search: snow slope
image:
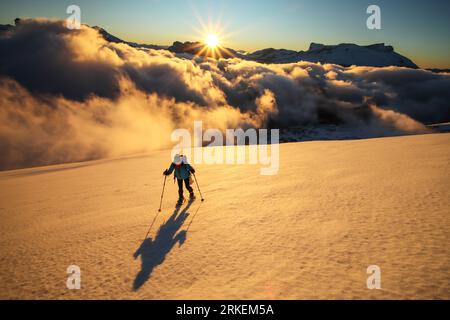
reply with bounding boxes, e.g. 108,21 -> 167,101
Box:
0,133 -> 449,299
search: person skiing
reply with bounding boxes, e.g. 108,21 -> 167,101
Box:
163,154 -> 196,206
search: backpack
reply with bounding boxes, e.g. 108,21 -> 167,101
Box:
172,163 -> 193,184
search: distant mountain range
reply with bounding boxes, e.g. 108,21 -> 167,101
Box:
243,43 -> 419,68
92,25 -> 419,68
92,26 -> 168,51
0,20 -> 428,69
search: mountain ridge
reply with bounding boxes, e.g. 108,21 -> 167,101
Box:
244,42 -> 418,68
90,24 -> 419,68
96,24 -> 419,68
0,19 -> 419,68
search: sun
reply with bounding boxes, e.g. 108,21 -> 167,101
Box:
188,9 -> 235,59
205,34 -> 219,48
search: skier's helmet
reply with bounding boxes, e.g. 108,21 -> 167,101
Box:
174,154 -> 182,165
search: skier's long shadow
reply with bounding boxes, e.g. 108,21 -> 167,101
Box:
132,201 -> 193,291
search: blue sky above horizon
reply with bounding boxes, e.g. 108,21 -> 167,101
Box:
0,0 -> 449,68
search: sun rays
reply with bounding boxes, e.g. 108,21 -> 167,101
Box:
193,27 -> 236,59
187,4 -> 236,59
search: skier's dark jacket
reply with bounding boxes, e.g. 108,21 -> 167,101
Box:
165,163 -> 195,180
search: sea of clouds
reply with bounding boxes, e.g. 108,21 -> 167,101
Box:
0,19 -> 449,170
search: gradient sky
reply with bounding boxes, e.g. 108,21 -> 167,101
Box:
0,0 -> 449,68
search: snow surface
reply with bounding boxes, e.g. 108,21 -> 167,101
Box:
0,133 -> 449,299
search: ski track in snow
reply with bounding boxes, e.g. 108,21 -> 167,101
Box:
0,133 -> 449,299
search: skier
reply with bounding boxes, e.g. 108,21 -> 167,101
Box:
163,154 -> 196,206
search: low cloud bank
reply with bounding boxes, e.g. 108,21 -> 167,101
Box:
0,19 -> 449,170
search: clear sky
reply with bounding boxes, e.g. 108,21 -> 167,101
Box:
1,0 -> 449,68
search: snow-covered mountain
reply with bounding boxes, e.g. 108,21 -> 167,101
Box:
245,43 -> 418,68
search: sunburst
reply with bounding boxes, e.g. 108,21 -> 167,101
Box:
205,34 -> 219,48
187,5 -> 236,59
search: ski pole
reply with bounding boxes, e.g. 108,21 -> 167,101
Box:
193,173 -> 205,202
158,175 -> 167,212
186,201 -> 204,233
145,211 -> 159,239
145,175 -> 167,239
